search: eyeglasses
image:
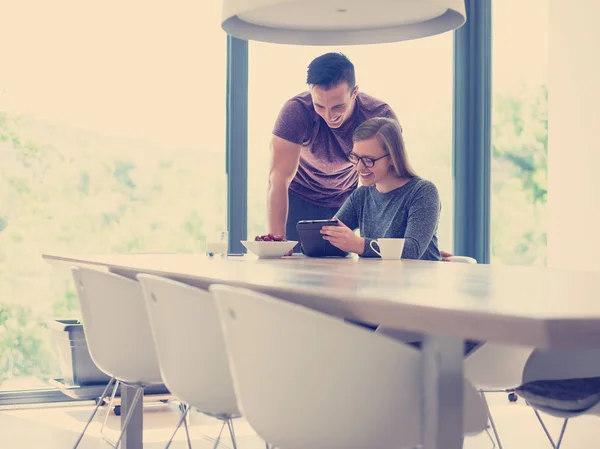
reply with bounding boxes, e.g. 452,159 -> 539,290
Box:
347,152 -> 389,168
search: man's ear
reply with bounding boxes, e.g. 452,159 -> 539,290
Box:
352,85 -> 359,97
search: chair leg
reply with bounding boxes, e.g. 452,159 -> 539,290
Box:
114,386 -> 144,449
165,404 -> 191,449
211,420 -> 227,449
100,379 -> 120,447
181,404 -> 193,449
227,419 -> 238,449
555,418 -> 569,449
72,377 -> 116,449
533,408 -> 562,449
480,391 -> 503,449
485,427 -> 497,449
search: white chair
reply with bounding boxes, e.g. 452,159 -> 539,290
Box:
464,342 -> 535,448
468,346 -> 600,449
70,267 -> 166,449
210,284 -> 490,449
137,274 -> 242,449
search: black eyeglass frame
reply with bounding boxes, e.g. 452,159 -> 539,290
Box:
347,152 -> 389,168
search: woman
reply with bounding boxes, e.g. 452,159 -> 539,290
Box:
321,117 -> 441,260
320,118 -> 482,352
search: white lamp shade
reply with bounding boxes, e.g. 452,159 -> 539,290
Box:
222,0 -> 466,45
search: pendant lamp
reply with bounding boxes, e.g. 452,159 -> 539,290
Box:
222,0 -> 466,45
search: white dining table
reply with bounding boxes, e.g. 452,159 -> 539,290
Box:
42,252 -> 600,449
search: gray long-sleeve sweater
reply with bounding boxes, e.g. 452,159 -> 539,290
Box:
335,177 -> 441,260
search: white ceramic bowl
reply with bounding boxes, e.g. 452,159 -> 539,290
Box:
241,240 -> 297,259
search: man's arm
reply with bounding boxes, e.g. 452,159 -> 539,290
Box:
267,135 -> 301,237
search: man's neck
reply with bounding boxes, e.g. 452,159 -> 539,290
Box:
337,95 -> 358,129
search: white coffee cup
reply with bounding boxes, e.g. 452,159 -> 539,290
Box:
369,238 -> 405,260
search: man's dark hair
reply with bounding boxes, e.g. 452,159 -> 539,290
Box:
306,53 -> 356,90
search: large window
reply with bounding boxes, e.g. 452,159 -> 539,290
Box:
247,36 -> 454,251
491,0 -> 549,265
0,0 -> 227,393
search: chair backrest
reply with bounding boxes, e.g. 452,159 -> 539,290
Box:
210,284 -> 488,449
465,342 -> 534,389
468,345 -> 600,392
71,267 -> 162,385
137,274 -> 239,417
523,348 -> 600,383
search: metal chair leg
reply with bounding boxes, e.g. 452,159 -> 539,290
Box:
485,427 -> 497,449
532,409 -> 572,449
72,377 -> 116,449
114,386 -> 144,449
555,418 -> 569,449
100,380 -> 120,447
479,391 -> 503,449
227,419 -> 238,449
211,420 -> 227,449
181,404 -> 193,449
165,404 -> 191,449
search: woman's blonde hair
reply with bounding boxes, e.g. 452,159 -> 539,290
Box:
352,117 -> 416,178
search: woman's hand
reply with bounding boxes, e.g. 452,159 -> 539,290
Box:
440,249 -> 454,261
320,218 -> 364,255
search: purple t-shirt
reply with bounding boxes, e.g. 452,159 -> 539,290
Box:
273,91 -> 398,208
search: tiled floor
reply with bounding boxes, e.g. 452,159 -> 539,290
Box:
0,393 -> 598,448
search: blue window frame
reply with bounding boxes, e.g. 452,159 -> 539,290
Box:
226,0 -> 492,262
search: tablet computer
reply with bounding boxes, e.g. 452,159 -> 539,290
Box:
296,220 -> 349,258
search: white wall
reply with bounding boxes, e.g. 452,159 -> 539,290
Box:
548,0 -> 600,271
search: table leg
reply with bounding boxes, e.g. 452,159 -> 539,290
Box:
421,336 -> 464,449
121,384 -> 144,449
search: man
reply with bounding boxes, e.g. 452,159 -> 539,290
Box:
266,52 -> 452,259
267,52 -> 397,248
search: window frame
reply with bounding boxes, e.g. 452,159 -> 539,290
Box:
453,0 -> 492,263
229,0 -> 492,263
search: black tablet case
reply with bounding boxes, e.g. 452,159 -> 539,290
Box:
296,220 -> 349,258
